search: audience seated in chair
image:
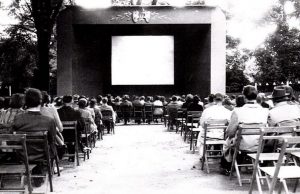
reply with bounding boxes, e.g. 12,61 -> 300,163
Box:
0,93 -> 25,134
198,93 -> 231,157
187,95 -> 203,112
221,85 -> 269,174
120,95 -> 133,125
268,86 -> 300,126
182,94 -> 193,109
100,97 -> 115,134
167,96 -> 181,130
58,95 -> 85,161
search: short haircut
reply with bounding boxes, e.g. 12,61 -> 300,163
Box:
193,95 -> 200,103
25,88 -> 42,108
42,91 -> 50,105
236,95 -> 245,107
90,98 -> 97,107
62,95 -> 73,103
242,85 -> 258,101
0,97 -> 5,109
171,95 -> 177,101
78,99 -> 87,108
96,95 -> 102,103
208,94 -> 215,103
102,97 -> 108,104
10,93 -> 24,109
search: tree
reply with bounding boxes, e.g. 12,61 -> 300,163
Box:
226,35 -> 250,93
253,0 -> 300,85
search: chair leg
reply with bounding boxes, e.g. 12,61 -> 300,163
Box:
281,179 -> 289,194
47,162 -> 53,192
293,179 -> 299,193
205,153 -> 210,173
55,156 -> 60,176
190,131 -> 193,151
234,161 -> 242,186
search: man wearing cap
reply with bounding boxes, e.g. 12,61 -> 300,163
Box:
197,93 -> 231,157
268,86 -> 300,126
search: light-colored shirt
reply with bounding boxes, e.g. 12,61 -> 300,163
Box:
226,103 -> 269,152
268,101 -> 300,126
200,104 -> 231,127
40,106 -> 63,132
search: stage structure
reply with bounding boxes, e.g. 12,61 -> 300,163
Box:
57,5 -> 226,97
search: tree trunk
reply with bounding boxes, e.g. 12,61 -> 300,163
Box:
34,29 -> 50,92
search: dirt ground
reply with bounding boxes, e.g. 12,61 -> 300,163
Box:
48,124 -> 252,194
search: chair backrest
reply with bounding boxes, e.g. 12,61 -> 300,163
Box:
144,105 -> 153,112
256,136 -> 300,194
62,121 -> 78,143
13,131 -> 53,165
186,111 -> 202,123
0,134 -> 32,193
101,109 -> 113,120
133,106 -> 144,112
203,119 -> 228,140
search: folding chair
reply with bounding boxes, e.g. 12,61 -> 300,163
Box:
176,108 -> 187,134
133,106 -> 143,124
101,109 -> 115,134
61,121 -> 82,166
14,131 -> 59,192
250,136 -> 300,194
81,119 -> 92,159
201,119 -> 228,173
248,126 -> 296,194
153,105 -> 164,123
183,111 -> 202,144
0,134 -> 35,194
144,105 -> 153,124
166,107 -> 179,131
229,123 -> 267,186
121,105 -> 132,125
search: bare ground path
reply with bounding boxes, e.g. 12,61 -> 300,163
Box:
52,124 -> 249,194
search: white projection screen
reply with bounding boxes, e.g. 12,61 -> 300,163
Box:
111,36 -> 174,85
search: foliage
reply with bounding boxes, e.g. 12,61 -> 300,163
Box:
226,35 -> 250,93
253,0 -> 300,85
0,32 -> 37,94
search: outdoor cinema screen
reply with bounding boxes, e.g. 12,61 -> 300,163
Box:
111,36 -> 174,85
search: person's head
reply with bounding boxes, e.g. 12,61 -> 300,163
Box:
134,96 -> 139,100
102,97 -> 108,104
96,95 -> 102,104
223,97 -> 233,106
208,94 -> 215,103
277,85 -> 294,100
41,91 -> 50,106
154,95 -> 160,101
114,96 -> 120,102
140,96 -> 145,101
0,97 -> 5,109
256,93 -> 266,104
25,88 -> 42,108
270,87 -> 289,103
9,93 -> 24,109
62,95 -> 73,104
171,95 -> 177,102
236,95 -> 245,107
192,95 -> 200,104
78,98 -> 87,109
89,98 -> 97,107
73,94 -> 79,103
123,95 -> 129,101
242,85 -> 258,101
146,96 -> 151,102
214,93 -> 224,103
186,94 -> 193,103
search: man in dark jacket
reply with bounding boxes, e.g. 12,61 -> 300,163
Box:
58,95 -> 85,159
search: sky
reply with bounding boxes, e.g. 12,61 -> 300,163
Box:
0,0 -> 298,50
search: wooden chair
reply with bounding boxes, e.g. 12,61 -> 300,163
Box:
201,119 -> 228,173
61,121 -> 82,166
115,105 -> 122,123
121,105 -> 132,125
133,106 -> 143,124
153,105 -> 164,123
0,134 -> 35,194
144,105 -> 153,124
250,136 -> 300,194
81,119 -> 92,159
166,107 -> 179,131
176,108 -> 187,134
14,131 -> 58,192
229,123 -> 267,186
183,111 -> 202,144
101,109 -> 115,134
249,126 -> 297,194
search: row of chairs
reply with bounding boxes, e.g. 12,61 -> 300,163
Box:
0,117 -> 115,194
199,121 -> 300,193
115,105 -> 165,124
0,131 -> 59,194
